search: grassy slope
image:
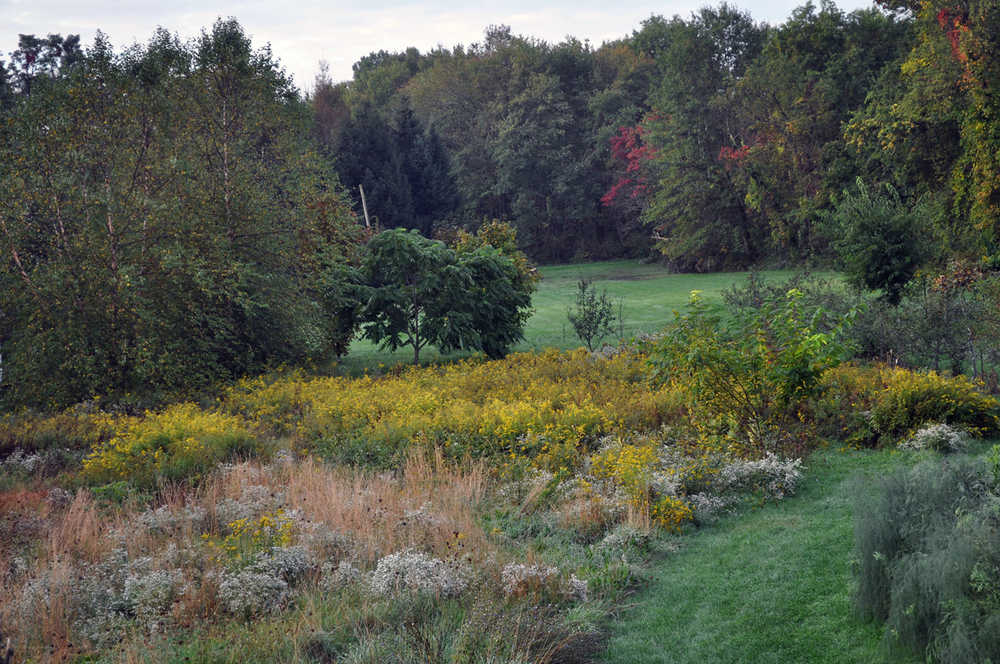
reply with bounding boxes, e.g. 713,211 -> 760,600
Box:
339,260 -> 829,371
602,448 -> 918,664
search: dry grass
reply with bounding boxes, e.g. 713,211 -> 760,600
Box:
282,449 -> 488,563
1,450 -> 496,662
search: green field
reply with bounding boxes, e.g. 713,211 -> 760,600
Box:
339,260 -> 832,372
601,447 -> 920,664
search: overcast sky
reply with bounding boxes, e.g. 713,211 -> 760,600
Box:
3,0 -> 876,91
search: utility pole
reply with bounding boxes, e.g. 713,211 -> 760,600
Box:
359,184 -> 371,229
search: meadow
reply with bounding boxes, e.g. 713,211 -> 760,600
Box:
339,260 -> 834,371
1,262 -> 996,664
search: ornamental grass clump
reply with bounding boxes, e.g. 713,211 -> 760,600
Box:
854,453 -> 1000,662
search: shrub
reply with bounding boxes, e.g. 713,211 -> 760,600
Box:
567,279 -> 620,351
848,273 -> 1000,376
370,550 -> 470,597
854,457 -> 1000,662
650,496 -> 694,532
899,423 -> 970,452
815,365 -> 1000,447
831,178 -> 932,305
869,370 -> 999,445
217,570 -> 290,619
648,289 -> 850,450
0,409 -> 121,455
82,404 -> 258,489
714,453 -> 804,499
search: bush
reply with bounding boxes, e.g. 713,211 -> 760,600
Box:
815,365 -> 1000,447
899,423 -> 970,452
648,289 -> 850,450
0,409 -> 120,455
370,550 -> 470,597
82,404 -> 259,489
848,271 -> 1000,376
869,370 -> 999,445
831,178 -> 932,305
567,279 -> 620,351
854,456 -> 1000,662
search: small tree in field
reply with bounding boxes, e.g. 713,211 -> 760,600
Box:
359,228 -> 533,363
567,279 -> 618,351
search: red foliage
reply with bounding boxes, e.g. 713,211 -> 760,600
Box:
603,123 -> 656,207
718,144 -> 751,169
937,7 -> 970,63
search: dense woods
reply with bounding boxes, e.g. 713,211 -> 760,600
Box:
312,0 -> 999,271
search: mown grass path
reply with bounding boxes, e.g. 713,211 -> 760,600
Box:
601,448 -> 916,664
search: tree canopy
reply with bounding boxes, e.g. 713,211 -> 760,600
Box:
0,21 -> 364,407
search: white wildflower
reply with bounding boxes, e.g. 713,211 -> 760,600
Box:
370,550 -> 469,597
501,562 -> 558,597
217,570 -> 289,617
900,423 -> 969,452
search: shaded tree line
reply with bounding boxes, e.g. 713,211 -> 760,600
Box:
316,0 -> 1000,280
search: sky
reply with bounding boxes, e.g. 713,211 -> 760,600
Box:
3,0 -> 876,91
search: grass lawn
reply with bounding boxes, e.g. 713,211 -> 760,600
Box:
337,259 -> 834,372
601,447 -> 919,664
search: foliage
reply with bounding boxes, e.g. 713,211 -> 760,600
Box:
814,364 -> 1000,446
848,0 -> 1000,256
830,178 -> 932,304
224,348 -> 676,468
567,279 -> 620,351
648,289 -> 850,450
728,3 -> 911,259
641,6 -> 768,271
82,403 -> 259,489
867,369 -> 999,444
848,268 -> 1000,376
359,228 -> 533,363
854,456 -> 1000,662
333,99 -> 459,235
451,221 -> 539,359
0,21 -> 364,408
0,409 -> 119,455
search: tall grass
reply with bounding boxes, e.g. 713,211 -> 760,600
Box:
853,451 -> 1000,662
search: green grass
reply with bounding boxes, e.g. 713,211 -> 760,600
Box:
337,260 -> 831,372
601,447 -> 919,664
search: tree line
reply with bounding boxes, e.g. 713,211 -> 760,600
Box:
0,22 -> 534,408
315,0 -> 999,274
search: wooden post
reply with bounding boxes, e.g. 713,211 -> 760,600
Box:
359,184 -> 371,229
